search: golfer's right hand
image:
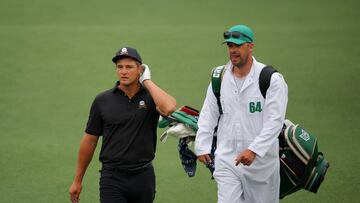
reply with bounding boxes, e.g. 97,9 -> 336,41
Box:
69,181 -> 82,203
139,64 -> 151,84
197,154 -> 212,165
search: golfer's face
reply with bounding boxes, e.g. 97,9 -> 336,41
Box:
115,58 -> 141,86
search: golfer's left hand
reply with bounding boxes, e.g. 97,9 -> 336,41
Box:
69,181 -> 82,203
235,149 -> 256,166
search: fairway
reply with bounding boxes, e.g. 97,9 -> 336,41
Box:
0,0 -> 359,202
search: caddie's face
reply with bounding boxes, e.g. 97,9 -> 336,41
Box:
227,42 -> 253,68
115,58 -> 141,86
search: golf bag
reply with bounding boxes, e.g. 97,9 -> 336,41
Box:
279,120 -> 329,198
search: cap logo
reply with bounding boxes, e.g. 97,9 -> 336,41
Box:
120,48 -> 128,55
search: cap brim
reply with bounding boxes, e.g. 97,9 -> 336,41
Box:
112,55 -> 141,64
222,38 -> 247,45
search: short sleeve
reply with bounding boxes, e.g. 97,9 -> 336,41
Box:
85,98 -> 103,136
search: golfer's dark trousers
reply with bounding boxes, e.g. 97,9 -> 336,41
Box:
99,162 -> 155,203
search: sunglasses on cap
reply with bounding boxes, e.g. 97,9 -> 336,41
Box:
223,31 -> 253,42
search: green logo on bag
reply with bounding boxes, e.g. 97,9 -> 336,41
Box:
299,129 -> 310,141
249,101 -> 262,113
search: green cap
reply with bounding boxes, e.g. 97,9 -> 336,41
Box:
223,24 -> 254,45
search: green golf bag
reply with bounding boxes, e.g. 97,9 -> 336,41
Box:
279,120 -> 330,198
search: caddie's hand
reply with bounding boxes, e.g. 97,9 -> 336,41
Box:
69,181 -> 82,203
139,64 -> 151,84
197,154 -> 212,165
235,149 -> 256,166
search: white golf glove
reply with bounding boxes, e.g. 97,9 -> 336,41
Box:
140,64 -> 151,84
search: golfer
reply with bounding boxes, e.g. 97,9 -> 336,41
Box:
69,46 -> 176,203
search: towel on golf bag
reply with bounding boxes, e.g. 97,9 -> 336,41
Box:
178,137 -> 197,177
158,106 -> 210,177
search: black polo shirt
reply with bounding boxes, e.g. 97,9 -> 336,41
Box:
85,81 -> 160,168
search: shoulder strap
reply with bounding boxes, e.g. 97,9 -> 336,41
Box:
211,65 -> 278,113
259,65 -> 278,98
211,66 -> 226,115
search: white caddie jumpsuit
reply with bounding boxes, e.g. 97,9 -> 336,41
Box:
195,57 -> 288,203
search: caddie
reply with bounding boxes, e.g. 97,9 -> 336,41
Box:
195,24 -> 288,203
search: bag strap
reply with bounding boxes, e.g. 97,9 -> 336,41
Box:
211,65 -> 278,114
259,65 -> 278,98
211,66 -> 226,115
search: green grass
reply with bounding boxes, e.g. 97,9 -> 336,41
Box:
0,0 -> 359,202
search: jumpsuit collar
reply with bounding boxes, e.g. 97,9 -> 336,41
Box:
226,57 -> 257,94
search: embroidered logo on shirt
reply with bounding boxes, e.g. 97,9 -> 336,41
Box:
138,100 -> 147,109
249,101 -> 262,113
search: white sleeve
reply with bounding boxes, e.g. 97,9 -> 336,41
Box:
248,73 -> 288,157
195,83 -> 221,156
